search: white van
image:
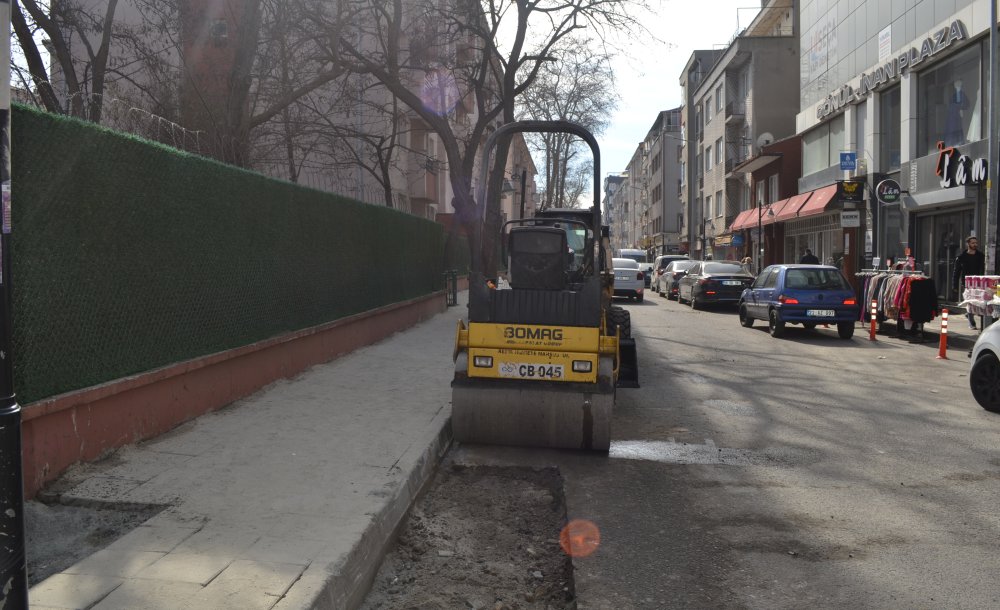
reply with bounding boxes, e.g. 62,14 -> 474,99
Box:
617,249 -> 652,287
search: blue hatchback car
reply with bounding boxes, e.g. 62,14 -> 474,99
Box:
738,264 -> 860,339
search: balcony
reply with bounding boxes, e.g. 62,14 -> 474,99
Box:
725,101 -> 745,125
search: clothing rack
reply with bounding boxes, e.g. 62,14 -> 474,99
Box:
855,268 -> 926,276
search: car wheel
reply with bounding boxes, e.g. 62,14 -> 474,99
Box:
606,305 -> 632,339
837,322 -> 854,339
971,352 -> 1000,413
803,323 -> 817,330
768,309 -> 785,338
638,293 -> 644,303
739,305 -> 754,328
677,290 -> 685,304
690,294 -> 699,310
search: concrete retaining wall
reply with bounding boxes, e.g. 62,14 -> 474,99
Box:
21,292 -> 448,499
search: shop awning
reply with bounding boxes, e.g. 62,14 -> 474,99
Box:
732,153 -> 782,174
728,209 -> 757,232
773,191 -> 814,222
795,184 -> 839,218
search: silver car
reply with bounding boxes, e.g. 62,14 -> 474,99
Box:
612,258 -> 645,302
970,321 -> 1000,413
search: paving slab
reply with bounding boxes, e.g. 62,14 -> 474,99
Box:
28,295 -> 463,609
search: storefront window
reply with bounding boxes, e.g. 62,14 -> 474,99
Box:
917,43 -> 983,157
879,86 -> 901,171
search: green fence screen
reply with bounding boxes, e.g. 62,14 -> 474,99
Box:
12,104 -> 449,404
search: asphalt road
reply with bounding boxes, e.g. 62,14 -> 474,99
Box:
453,295 -> 1000,609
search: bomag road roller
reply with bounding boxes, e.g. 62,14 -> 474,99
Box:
451,120 -> 638,451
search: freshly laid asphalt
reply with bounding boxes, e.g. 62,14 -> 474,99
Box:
27,292 -> 983,610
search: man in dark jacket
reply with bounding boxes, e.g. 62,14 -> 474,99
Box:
800,249 -> 819,264
954,235 -> 985,329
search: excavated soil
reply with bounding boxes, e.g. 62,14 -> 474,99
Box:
361,464 -> 577,610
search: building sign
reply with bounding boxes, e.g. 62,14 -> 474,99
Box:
876,179 -> 901,203
878,25 -> 892,62
841,211 -> 860,228
838,180 -> 865,203
840,152 -> 857,171
935,141 -> 988,188
817,20 -> 968,120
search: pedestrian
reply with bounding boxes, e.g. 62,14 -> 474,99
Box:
740,256 -> 753,274
800,249 -> 819,264
953,234 -> 985,329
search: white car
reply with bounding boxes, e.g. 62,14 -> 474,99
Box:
612,258 -> 645,302
970,322 -> 1000,413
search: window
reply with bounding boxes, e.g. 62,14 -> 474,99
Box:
715,138 -> 723,169
715,190 -> 723,216
768,174 -> 779,203
801,114 -> 845,176
705,97 -> 712,121
715,86 -> 723,112
705,195 -> 712,219
756,179 -> 765,205
917,42 -> 983,157
879,86 -> 901,171
705,145 -> 713,171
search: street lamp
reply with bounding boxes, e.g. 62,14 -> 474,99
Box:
757,203 -> 775,272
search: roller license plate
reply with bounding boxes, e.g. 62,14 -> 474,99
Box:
806,309 -> 835,317
498,362 -> 564,379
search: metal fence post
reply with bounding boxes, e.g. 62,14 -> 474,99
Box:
0,1 -> 28,606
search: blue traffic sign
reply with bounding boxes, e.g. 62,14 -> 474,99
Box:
840,152 -> 857,171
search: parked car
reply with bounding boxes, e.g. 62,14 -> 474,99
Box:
618,249 -> 653,287
657,259 -> 699,299
612,257 -> 645,302
969,322 -> 1000,413
651,254 -> 690,295
677,261 -> 754,309
738,264 -> 860,339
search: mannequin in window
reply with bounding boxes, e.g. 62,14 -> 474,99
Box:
944,79 -> 969,146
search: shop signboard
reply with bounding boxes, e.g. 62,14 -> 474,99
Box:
876,179 -> 901,203
838,180 -> 865,203
840,152 -> 857,171
840,211 -> 860,228
935,142 -> 988,188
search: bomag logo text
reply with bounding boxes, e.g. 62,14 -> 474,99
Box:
503,327 -> 563,341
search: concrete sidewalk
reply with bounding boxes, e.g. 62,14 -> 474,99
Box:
28,297 -> 464,610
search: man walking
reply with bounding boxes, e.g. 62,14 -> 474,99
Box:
954,235 -> 985,329
800,249 -> 819,264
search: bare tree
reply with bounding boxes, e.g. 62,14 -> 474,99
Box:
13,0 -> 122,121
519,36 -> 617,211
308,0 -> 648,277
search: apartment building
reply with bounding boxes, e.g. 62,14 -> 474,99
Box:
796,0 -> 992,302
642,108 -> 685,256
680,0 -> 799,261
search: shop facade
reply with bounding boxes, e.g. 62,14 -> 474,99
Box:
798,0 -> 994,302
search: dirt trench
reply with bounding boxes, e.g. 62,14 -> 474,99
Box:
361,464 -> 577,610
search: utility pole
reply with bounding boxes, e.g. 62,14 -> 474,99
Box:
986,0 -> 999,274
0,1 -> 28,608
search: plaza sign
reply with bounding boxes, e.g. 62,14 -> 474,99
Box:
817,20 -> 968,120
935,141 -> 988,188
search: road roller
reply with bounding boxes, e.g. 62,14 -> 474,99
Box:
451,120 -> 638,451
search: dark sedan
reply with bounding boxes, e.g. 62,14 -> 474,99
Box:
677,261 -> 754,309
738,264 -> 860,339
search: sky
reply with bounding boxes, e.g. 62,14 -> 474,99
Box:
600,1 -> 764,177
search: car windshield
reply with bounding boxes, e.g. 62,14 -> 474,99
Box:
613,258 -> 640,269
704,262 -> 745,274
785,268 -> 851,290
671,261 -> 698,271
